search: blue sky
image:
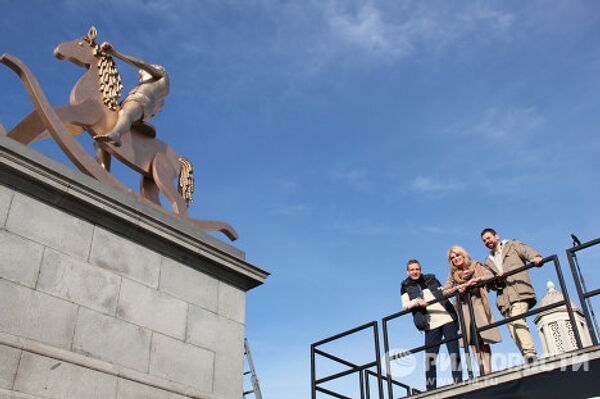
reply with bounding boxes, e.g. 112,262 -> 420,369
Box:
1,1 -> 600,397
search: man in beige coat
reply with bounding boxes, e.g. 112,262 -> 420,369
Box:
480,228 -> 543,363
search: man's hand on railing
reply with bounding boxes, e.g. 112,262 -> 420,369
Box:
532,255 -> 543,266
415,299 -> 428,307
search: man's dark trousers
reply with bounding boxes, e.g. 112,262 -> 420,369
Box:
424,322 -> 462,390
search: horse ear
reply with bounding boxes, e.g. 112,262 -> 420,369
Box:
88,26 -> 97,42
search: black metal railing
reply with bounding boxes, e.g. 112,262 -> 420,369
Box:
311,239 -> 599,398
364,370 -> 420,397
462,255 -> 583,372
382,255 -> 583,398
311,322 -> 386,399
382,285 -> 473,398
566,237 -> 600,345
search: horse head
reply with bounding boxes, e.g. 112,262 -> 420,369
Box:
54,26 -> 98,68
53,27 -> 122,111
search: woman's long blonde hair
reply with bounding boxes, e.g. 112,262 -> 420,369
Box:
447,245 -> 473,273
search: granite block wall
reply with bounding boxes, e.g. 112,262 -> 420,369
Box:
0,186 -> 248,399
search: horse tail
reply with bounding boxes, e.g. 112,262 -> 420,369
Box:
178,156 -> 194,206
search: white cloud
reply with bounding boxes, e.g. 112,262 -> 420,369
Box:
102,1 -> 517,71
48,0 -> 519,102
322,1 -> 515,61
274,179 -> 302,194
325,3 -> 411,58
421,225 -> 445,234
326,217 -> 389,236
331,168 -> 372,192
409,176 -> 465,194
466,107 -> 544,140
271,204 -> 311,217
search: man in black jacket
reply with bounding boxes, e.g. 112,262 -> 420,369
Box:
401,259 -> 462,390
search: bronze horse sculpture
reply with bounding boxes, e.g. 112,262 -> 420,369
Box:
1,27 -> 237,240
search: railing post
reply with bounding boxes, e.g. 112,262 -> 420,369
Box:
311,344 -> 317,399
552,255 -> 584,349
466,290 -> 484,375
372,322 -> 385,399
566,249 -> 599,345
359,367 -> 365,399
364,369 -> 371,399
382,320 -> 394,399
456,295 -> 474,379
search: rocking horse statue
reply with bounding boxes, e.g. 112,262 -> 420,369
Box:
0,27 -> 238,241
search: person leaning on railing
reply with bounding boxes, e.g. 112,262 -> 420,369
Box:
480,228 -> 542,363
445,245 -> 502,375
401,259 -> 463,391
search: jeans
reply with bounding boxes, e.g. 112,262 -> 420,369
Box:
424,321 -> 462,391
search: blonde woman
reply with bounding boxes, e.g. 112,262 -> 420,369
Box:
447,245 -> 501,375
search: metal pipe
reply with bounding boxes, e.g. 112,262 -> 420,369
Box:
312,321 -> 377,347
364,369 -> 370,399
584,288 -> 600,298
456,294 -> 474,379
381,319 -> 394,399
373,322 -> 385,399
568,237 -> 600,252
466,290 -> 484,375
314,348 -> 361,369
567,248 -> 599,344
315,386 -> 353,399
475,300 -> 573,333
359,367 -> 365,399
311,344 -> 316,399
315,362 -> 377,385
389,334 -> 466,358
552,255 -> 583,349
365,369 -> 413,391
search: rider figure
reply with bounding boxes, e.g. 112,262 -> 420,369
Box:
94,42 -> 169,147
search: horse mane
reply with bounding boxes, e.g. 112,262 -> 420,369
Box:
178,156 -> 194,206
93,44 -> 123,111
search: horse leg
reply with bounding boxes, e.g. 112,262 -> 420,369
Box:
140,175 -> 161,206
151,153 -> 189,216
8,105 -> 87,144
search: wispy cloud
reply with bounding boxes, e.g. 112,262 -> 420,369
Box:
271,204 -> 311,217
464,107 -> 544,140
274,179 -> 302,194
42,0 -> 520,105
322,1 -> 515,61
325,3 -> 411,58
84,1 -> 517,77
421,225 -> 445,234
331,168 -> 372,192
409,176 -> 466,195
326,217 -> 389,236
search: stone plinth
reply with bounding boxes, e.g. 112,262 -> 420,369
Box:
0,136 -> 269,399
